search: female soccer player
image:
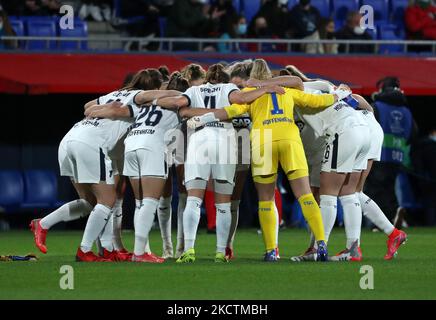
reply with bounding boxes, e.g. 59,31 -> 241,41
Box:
31,69 -> 177,262
184,59 -> 346,261
156,63 -> 290,263
89,73 -> 190,263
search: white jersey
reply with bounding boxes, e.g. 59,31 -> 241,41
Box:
296,82 -> 367,137
183,82 -> 239,131
124,105 -> 180,153
64,89 -> 141,156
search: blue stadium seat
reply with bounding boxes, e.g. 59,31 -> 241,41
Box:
333,0 -> 359,21
391,0 -> 408,30
310,0 -> 332,17
360,0 -> 389,22
58,19 -> 88,50
21,170 -> 61,209
241,0 -> 261,23
26,20 -> 57,50
287,0 -> 298,10
0,170 -> 24,212
9,19 -> 25,36
379,28 -> 404,53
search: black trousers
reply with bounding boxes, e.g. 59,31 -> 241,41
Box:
364,162 -> 401,221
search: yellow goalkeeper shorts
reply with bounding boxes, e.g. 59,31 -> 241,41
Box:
251,139 -> 309,184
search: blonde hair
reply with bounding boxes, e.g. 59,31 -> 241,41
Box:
181,63 -> 206,85
250,59 -> 272,81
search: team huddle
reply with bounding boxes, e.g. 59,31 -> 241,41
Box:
30,59 -> 407,263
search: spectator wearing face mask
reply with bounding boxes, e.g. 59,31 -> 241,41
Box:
405,0 -> 436,40
287,0 -> 322,53
336,11 -> 373,53
249,0 -> 288,38
218,15 -> 248,53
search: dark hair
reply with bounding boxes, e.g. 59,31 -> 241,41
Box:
181,64 -> 206,85
206,63 -> 230,84
159,65 -> 170,82
122,72 -> 135,87
376,76 -> 401,91
122,68 -> 163,91
167,72 -> 190,92
230,61 -> 253,80
285,65 -> 313,82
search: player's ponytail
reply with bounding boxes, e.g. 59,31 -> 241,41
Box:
167,72 -> 189,92
250,59 -> 272,81
158,65 -> 171,82
285,65 -> 313,82
181,63 -> 206,86
122,68 -> 163,91
205,63 -> 230,84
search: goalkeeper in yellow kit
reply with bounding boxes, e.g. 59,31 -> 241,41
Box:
184,59 -> 345,261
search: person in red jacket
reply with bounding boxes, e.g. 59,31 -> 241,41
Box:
405,0 -> 436,40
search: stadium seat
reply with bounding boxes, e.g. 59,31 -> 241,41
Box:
332,0 -> 359,21
287,0 -> 298,10
21,170 -> 62,209
26,20 -> 57,50
391,0 -> 408,31
360,0 -> 389,22
241,0 -> 261,23
379,28 -> 404,53
310,0 -> 332,17
58,19 -> 88,51
9,19 -> 25,37
0,170 -> 24,212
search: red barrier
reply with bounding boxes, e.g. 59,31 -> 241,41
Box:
1,53 -> 436,95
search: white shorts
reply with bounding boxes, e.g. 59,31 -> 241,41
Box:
123,148 -> 168,179
184,130 -> 236,184
366,119 -> 384,162
321,125 -> 371,173
59,140 -> 114,184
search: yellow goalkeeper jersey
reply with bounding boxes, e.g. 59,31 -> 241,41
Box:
224,87 -> 335,146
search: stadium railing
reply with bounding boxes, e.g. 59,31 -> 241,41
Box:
1,36 -> 436,54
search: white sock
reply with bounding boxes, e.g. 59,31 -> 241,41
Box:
215,202 -> 231,254
80,204 -> 112,253
183,196 -> 202,251
158,196 -> 173,249
40,199 -> 92,230
99,212 -> 114,251
133,199 -> 151,253
319,195 -> 338,243
133,197 -> 159,256
358,192 -> 395,235
340,194 -> 362,249
112,199 -> 124,251
227,200 -> 240,248
176,193 -> 187,252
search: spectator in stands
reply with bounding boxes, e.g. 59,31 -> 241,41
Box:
0,5 -> 17,50
23,0 -> 47,16
287,0 -> 322,53
411,125 -> 436,225
166,0 -> 224,50
153,0 -> 175,17
218,15 -> 248,52
41,0 -> 61,15
208,0 -> 238,36
336,11 -> 373,53
119,0 -> 160,50
250,0 -> 288,37
405,0 -> 436,40
318,18 -> 338,54
365,77 -> 418,222
79,0 -> 112,22
0,0 -> 23,16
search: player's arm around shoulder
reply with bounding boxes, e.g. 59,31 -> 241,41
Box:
134,90 -> 181,106
84,101 -> 132,119
288,88 -> 337,109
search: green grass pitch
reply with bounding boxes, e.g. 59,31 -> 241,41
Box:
0,227 -> 435,300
